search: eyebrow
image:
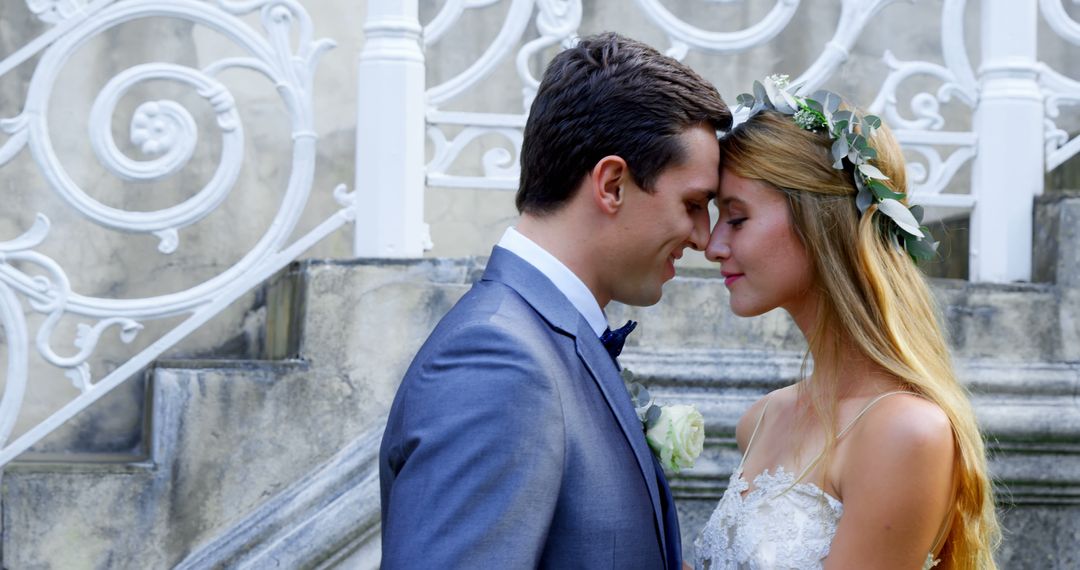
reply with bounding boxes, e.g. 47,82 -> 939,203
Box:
718,196 -> 745,207
693,189 -> 717,202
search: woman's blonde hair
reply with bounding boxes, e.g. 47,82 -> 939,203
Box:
719,110 -> 1000,568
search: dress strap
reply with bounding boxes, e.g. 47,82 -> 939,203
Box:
927,508 -> 952,562
738,397 -> 771,469
836,391 -> 920,439
791,390 -> 921,484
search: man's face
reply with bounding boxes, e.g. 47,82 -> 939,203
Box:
607,124 -> 719,306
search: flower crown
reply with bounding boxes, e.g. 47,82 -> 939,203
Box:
732,74 -> 939,262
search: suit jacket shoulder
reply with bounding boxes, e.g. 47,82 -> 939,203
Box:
379,247 -> 668,569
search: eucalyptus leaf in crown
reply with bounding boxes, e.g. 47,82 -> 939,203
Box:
732,74 -> 940,263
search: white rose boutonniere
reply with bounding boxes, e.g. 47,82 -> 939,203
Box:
646,404 -> 705,472
621,369 -> 705,472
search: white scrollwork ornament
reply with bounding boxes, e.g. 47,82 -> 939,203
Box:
428,0 -> 537,108
868,51 -> 973,131
26,0 -> 88,25
1044,114 -> 1080,172
1040,0 -> 1080,47
129,100 -> 197,158
865,3 -> 976,127
632,0 -> 799,56
858,0 -> 979,207
0,281 -> 29,450
792,0 -> 908,94
1039,1 -> 1080,171
902,144 -> 976,202
0,0 -> 339,465
0,114 -> 30,169
0,217 -> 50,449
0,218 -> 145,392
427,124 -> 524,189
426,0 -> 917,188
516,0 -> 582,110
0,0 -> 335,319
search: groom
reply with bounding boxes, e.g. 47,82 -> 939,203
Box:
379,32 -> 730,568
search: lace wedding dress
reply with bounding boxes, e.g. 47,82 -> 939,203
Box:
693,393 -> 940,570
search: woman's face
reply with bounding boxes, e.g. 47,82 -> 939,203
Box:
705,169 -> 815,319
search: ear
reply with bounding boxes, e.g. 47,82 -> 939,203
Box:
589,155 -> 629,214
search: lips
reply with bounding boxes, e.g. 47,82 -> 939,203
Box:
722,272 -> 743,287
663,250 -> 684,280
664,256 -> 677,279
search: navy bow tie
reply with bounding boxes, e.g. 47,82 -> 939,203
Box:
600,320 -> 638,360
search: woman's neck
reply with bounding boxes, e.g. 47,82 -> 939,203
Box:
809,344 -> 899,399
786,295 -> 901,399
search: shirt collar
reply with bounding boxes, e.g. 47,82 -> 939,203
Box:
497,227 -> 609,337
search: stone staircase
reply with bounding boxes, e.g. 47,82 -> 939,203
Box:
4,200 -> 1080,568
4,360 -> 383,569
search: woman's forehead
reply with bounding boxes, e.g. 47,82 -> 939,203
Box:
718,172 -> 781,205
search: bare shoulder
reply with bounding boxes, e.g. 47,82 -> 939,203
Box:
735,385 -> 797,450
840,393 -> 955,490
827,393 -> 957,567
852,393 -> 954,457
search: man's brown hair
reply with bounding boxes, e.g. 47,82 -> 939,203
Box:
516,32 -> 731,215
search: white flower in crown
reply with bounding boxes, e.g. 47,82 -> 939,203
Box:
762,73 -> 801,114
732,74 -> 942,263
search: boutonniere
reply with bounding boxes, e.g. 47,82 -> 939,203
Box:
621,368 -> 705,472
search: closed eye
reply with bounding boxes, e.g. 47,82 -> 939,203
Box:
727,217 -> 747,228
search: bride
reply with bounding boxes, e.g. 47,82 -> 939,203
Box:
693,77 -> 1000,569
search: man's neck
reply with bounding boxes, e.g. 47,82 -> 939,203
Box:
516,215 -> 609,308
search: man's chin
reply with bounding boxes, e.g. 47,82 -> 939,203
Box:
615,285 -> 664,307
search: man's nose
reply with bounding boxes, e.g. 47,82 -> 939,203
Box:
687,211 -> 711,251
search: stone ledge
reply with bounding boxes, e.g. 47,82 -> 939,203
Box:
618,348 -> 1080,507
175,421 -> 384,569
290,257 -> 1080,365
2,360 -> 388,569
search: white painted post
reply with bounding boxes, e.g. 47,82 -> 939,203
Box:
969,0 -> 1042,282
355,0 -> 430,257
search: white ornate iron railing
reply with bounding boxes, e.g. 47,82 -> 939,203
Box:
4,0 -> 1080,468
359,0 -> 1080,285
0,0 -> 357,466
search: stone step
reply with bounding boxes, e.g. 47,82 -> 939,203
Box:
294,259 -> 1080,373
8,258 -> 1079,568
623,348 -> 1080,507
3,360 -> 384,569
609,273 -> 1080,362
9,348 -> 1077,568
23,254 -> 1072,463
619,347 -> 1080,567
290,258 -> 1080,567
621,348 -> 1080,443
174,420 -> 383,570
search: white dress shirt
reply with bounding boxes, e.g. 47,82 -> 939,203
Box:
497,227 -> 609,337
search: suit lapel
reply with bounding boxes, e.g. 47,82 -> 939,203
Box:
575,326 -> 668,567
481,247 -> 669,566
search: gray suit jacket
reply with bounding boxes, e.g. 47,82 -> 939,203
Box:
379,246 -> 677,569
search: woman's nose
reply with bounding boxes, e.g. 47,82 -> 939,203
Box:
705,225 -> 730,262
